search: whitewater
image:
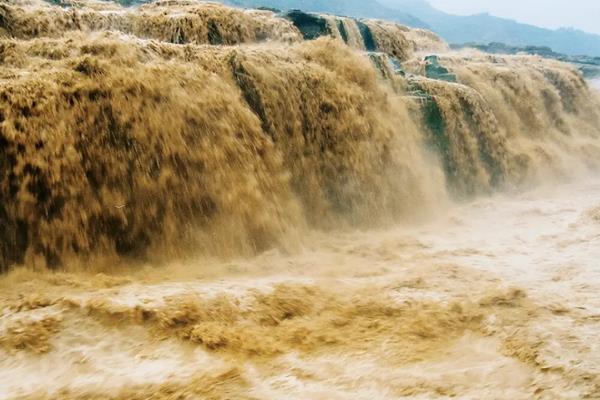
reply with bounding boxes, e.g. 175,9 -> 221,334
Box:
1,0 -> 600,399
2,176 -> 600,399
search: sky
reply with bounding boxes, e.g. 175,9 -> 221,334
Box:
428,0 -> 600,35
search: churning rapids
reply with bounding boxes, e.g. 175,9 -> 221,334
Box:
5,174 -> 600,400
1,0 -> 600,399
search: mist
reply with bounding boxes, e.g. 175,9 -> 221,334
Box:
428,0 -> 600,35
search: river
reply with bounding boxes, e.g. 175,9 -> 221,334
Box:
1,1 -> 600,398
2,176 -> 600,399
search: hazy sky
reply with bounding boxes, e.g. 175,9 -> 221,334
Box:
428,0 -> 600,35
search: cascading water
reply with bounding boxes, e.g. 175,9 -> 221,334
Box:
1,1 -> 600,398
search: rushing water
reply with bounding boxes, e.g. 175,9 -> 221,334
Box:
2,1 -> 600,399
2,176 -> 600,399
2,1 -> 600,273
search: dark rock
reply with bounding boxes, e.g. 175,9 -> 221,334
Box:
356,20 -> 377,51
368,52 -> 405,79
256,6 -> 281,13
336,19 -> 348,44
388,56 -> 405,75
284,10 -> 331,40
424,55 -> 456,82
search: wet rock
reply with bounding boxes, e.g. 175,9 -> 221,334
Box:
284,10 -> 331,40
356,20 -> 377,51
368,52 -> 405,79
388,55 -> 405,75
336,19 -> 348,44
424,55 -> 457,82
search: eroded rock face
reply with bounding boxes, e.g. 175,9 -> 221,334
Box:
424,55 -> 457,82
283,10 -> 446,61
284,10 -> 330,40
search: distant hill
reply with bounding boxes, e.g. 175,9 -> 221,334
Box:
221,0 -> 429,29
378,0 -> 600,57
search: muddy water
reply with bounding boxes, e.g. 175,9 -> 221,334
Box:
2,1 -> 600,398
2,176 -> 599,399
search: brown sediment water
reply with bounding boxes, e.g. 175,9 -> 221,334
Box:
403,52 -> 600,190
1,1 -> 600,398
0,32 -> 445,269
2,177 -> 600,399
0,0 -> 302,44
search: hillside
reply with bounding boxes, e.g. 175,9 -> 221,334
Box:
379,0 -> 600,56
221,0 -> 429,28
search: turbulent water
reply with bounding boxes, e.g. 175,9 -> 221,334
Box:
2,177 -> 600,399
1,0 -> 600,398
